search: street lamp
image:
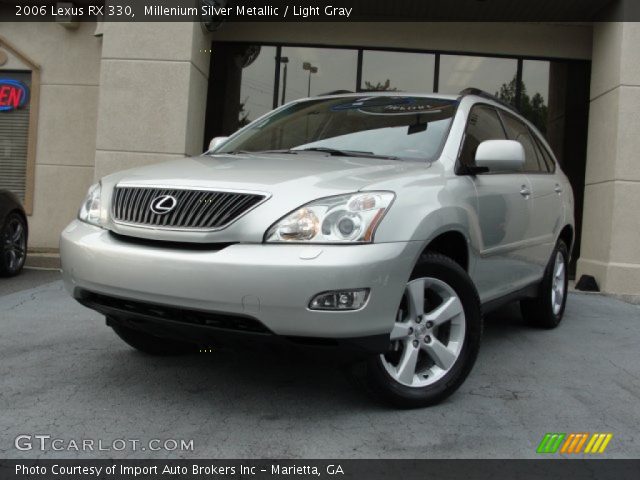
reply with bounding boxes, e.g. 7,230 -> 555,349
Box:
280,56 -> 289,105
302,61 -> 318,97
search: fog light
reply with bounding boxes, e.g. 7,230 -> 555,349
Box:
309,289 -> 370,311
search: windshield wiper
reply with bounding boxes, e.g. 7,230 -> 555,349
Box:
222,149 -> 296,155
292,147 -> 398,160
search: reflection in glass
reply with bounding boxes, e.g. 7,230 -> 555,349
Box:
361,50 -> 435,92
239,45 -> 277,125
439,55 -> 517,98
520,60 -> 550,134
218,96 -> 458,162
279,47 -> 357,104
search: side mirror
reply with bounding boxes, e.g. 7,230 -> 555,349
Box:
208,136 -> 229,151
475,140 -> 525,172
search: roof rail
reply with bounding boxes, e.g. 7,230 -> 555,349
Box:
458,87 -> 520,114
319,90 -> 354,96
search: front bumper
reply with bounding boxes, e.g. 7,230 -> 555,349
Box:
60,220 -> 422,342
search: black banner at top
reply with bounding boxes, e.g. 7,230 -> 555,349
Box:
2,0 -> 640,23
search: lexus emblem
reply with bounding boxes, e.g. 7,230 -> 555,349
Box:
149,195 -> 178,215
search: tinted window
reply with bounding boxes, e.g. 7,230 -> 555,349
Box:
361,50 -> 435,93
500,112 -> 543,173
279,47 -> 357,103
459,105 -> 506,167
532,134 -> 555,173
440,55 -> 518,106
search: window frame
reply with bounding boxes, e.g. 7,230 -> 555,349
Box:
498,109 -> 556,175
455,102 -> 517,176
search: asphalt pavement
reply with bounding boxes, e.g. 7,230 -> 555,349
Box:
1,269 -> 639,459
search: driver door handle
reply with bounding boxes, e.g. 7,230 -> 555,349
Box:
520,186 -> 531,197
554,184 -> 563,194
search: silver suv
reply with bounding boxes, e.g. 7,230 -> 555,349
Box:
60,91 -> 574,407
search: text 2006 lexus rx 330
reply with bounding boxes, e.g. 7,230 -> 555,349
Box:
61,91 -> 574,407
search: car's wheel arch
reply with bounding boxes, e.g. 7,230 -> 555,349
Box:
557,224 -> 574,259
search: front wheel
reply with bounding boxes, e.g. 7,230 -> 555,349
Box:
366,253 -> 483,408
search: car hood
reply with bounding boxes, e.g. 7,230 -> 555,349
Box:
103,152 -> 430,195
101,153 -> 433,243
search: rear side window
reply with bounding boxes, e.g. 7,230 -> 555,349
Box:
459,105 -> 506,167
532,134 -> 556,173
499,112 -> 544,173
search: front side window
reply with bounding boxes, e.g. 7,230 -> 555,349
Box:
500,112 -> 544,173
459,104 -> 506,168
216,96 -> 458,162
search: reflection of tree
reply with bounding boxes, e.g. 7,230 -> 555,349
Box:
496,77 -> 548,134
363,79 -> 398,91
238,98 -> 250,127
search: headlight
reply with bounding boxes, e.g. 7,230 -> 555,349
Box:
78,183 -> 102,226
265,192 -> 395,243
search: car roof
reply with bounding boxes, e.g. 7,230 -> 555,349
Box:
311,91 -> 461,101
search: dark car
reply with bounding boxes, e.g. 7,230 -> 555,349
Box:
0,190 -> 28,277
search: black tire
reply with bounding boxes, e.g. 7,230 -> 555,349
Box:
366,253 -> 483,408
111,321 -> 196,356
520,241 -> 569,329
0,212 -> 27,277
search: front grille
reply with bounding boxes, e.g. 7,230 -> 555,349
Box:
111,186 -> 267,230
77,290 -> 272,334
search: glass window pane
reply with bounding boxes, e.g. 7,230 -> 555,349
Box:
439,55 -> 518,103
278,47 -> 357,104
501,112 -> 543,173
239,45 -> 277,124
460,105 -> 506,167
521,60 -> 550,135
532,134 -> 556,173
219,96 -> 458,162
361,50 -> 435,92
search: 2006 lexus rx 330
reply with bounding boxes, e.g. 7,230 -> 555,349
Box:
61,90 -> 574,407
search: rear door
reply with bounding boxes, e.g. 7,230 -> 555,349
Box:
499,111 -> 562,273
459,104 -> 536,303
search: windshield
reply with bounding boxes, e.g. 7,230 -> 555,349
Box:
215,96 -> 458,161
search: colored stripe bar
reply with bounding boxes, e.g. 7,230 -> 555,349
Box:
598,434 -> 613,453
537,433 -> 566,453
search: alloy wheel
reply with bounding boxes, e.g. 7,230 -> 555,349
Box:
3,217 -> 26,273
551,251 -> 566,315
380,277 -> 466,388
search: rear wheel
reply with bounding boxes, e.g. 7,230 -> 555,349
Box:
0,212 -> 27,277
366,253 -> 482,408
111,321 -> 196,356
520,241 -> 569,329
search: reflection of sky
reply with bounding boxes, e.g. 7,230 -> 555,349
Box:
239,46 -> 277,121
440,55 -> 518,96
362,50 -> 435,92
239,47 -> 551,123
523,60 -> 550,101
280,47 -> 358,101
